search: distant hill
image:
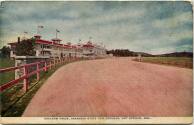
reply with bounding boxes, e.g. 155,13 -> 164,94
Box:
107,49 -> 193,57
155,52 -> 193,57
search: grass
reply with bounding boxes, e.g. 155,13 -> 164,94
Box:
0,58 -> 15,85
1,59 -> 79,117
135,57 -> 193,69
1,68 -> 56,116
0,58 -> 15,68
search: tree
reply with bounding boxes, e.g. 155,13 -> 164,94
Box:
107,49 -> 134,57
0,46 -> 11,58
15,38 -> 36,56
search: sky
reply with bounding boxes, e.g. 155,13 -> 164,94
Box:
0,1 -> 193,54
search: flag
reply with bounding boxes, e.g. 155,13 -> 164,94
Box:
56,29 -> 60,32
38,25 -> 44,28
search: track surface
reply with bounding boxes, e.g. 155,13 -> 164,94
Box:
23,57 -> 192,117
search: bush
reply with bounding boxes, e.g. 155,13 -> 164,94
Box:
0,46 -> 11,58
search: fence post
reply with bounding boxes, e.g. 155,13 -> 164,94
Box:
53,59 -> 55,67
49,61 -> 52,69
23,65 -> 28,92
36,63 -> 40,81
44,61 -> 47,72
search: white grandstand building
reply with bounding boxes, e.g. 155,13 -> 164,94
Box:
9,34 -> 107,59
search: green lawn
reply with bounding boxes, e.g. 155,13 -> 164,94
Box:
0,58 -> 15,68
0,58 -> 15,85
140,57 -> 193,69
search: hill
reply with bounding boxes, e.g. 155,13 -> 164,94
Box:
155,52 -> 193,57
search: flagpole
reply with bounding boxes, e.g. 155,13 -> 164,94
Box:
37,26 -> 39,34
37,26 -> 43,35
56,30 -> 57,39
56,29 -> 60,39
23,31 -> 28,40
89,36 -> 92,42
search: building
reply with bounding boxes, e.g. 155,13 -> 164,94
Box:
9,35 -> 107,59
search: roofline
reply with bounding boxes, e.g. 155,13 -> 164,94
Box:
8,39 -> 105,49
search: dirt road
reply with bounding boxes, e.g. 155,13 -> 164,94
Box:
23,57 -> 192,117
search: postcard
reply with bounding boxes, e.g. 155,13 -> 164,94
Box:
0,1 -> 193,124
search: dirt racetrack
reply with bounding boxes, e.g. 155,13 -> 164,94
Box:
23,57 -> 193,117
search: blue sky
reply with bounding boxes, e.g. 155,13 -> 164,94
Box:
0,1 -> 193,54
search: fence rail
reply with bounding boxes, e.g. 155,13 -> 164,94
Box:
0,57 -> 79,93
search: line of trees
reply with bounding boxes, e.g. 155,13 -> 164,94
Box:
107,49 -> 193,57
106,49 -> 154,57
107,49 -> 136,57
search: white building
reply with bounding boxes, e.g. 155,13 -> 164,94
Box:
82,41 -> 107,58
9,35 -> 107,59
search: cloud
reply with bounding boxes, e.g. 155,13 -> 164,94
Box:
152,11 -> 192,29
0,1 -> 193,54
